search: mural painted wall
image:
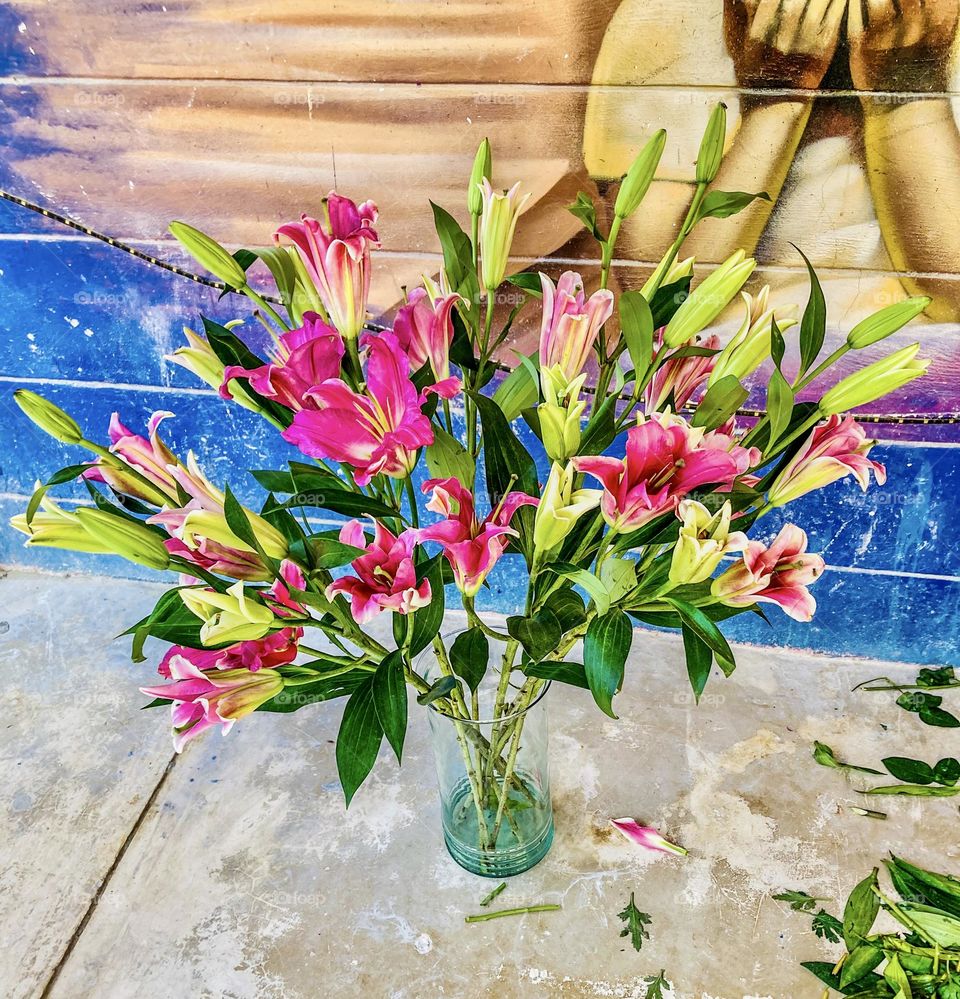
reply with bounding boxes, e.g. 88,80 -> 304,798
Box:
0,0 -> 958,663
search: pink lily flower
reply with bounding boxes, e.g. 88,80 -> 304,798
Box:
275,193 -> 379,341
148,454 -> 287,582
221,312 -> 343,412
611,818 -> 688,856
326,520 -> 431,624
644,330 -> 720,414
82,411 -> 179,506
141,658 -> 283,752
393,284 -> 462,399
711,524 -> 826,622
701,418 -> 763,490
572,412 -> 742,533
417,477 -> 539,596
538,271 -> 615,386
282,331 -> 434,486
768,414 -> 887,507
158,629 -> 301,677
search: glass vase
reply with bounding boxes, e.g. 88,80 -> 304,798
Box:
421,649 -> 554,878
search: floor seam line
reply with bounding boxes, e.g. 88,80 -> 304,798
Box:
36,752 -> 179,999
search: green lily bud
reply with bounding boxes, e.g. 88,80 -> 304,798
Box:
533,462 -> 602,553
467,138 -> 492,217
819,344 -> 929,415
181,582 -> 276,646
614,129 -> 666,220
169,221 -> 248,289
73,507 -> 171,571
846,297 -> 930,350
696,103 -> 727,184
167,328 -> 260,413
14,389 -> 84,444
640,254 -> 695,300
538,366 -> 585,462
663,250 -> 756,348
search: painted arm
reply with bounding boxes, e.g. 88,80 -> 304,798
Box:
851,0 -> 960,320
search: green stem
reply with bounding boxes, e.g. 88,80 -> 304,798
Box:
404,475 -> 420,528
479,882 -> 507,907
242,285 -> 290,332
793,344 -> 850,392
464,904 -> 561,924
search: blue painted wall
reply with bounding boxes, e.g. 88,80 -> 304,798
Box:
1,193 -> 958,666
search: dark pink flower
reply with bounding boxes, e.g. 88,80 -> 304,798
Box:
275,194 -> 379,341
572,413 -> 742,533
711,524 -> 826,622
221,312 -> 343,412
644,330 -> 720,414
326,520 -> 431,624
142,656 -> 283,752
393,284 -> 462,399
417,477 -> 538,596
281,331 -> 434,486
768,414 -> 887,507
82,411 -> 179,505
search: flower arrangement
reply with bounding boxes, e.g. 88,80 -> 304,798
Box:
11,105 -> 929,875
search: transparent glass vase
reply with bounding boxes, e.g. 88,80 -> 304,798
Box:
420,648 -> 554,878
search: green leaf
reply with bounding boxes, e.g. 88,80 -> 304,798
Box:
772,890 -> 830,913
916,666 -> 957,688
840,944 -> 885,989
887,856 -> 960,919
425,425 -> 475,486
641,972 -> 670,999
505,272 -> 543,295
430,201 -> 474,292
691,374 -> 749,432
259,670 -> 368,712
813,909 -> 844,944
919,705 -> 960,728
793,245 -> 827,377
548,563 -> 611,616
406,555 -> 445,656
265,486 -> 401,523
524,660 -> 589,690
567,191 -> 603,241
254,246 -> 298,320
300,536 -> 365,570
335,675 -> 384,806
883,955 -> 913,999
542,588 -> 587,634
813,741 -> 884,776
843,868 -> 880,950
471,391 -> 538,559
372,650 -> 408,765
616,892 -> 651,952
577,393 -> 619,456
493,353 -> 540,422
223,483 -> 274,569
23,463 -> 92,526
801,961 -> 884,996
934,758 -> 960,786
619,291 -> 654,382
416,675 -> 459,706
450,628 -> 489,693
583,610 -> 632,718
695,189 -> 770,221
201,317 -> 292,427
881,756 -> 937,785
665,597 -> 736,676
681,623 -> 712,702
766,315 -> 794,448
649,275 -> 692,330
898,906 -> 960,949
507,609 -> 562,663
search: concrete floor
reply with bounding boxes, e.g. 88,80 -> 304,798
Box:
2,568 -> 957,999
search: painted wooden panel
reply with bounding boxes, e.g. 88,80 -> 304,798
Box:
5,80 -> 960,325
5,1 -> 960,92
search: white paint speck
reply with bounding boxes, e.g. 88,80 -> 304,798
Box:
63,316 -> 80,328
84,328 -> 94,337
17,21 -> 26,33
413,932 -> 432,954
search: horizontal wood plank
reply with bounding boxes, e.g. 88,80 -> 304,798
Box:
5,0 -> 960,92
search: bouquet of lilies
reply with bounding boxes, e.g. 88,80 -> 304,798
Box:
11,105 -> 928,839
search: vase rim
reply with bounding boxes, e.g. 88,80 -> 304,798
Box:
415,635 -> 552,726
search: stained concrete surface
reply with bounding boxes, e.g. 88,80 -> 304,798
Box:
1,568 -> 957,999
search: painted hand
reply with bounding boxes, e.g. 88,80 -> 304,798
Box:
848,0 -> 959,92
724,0 -> 848,89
